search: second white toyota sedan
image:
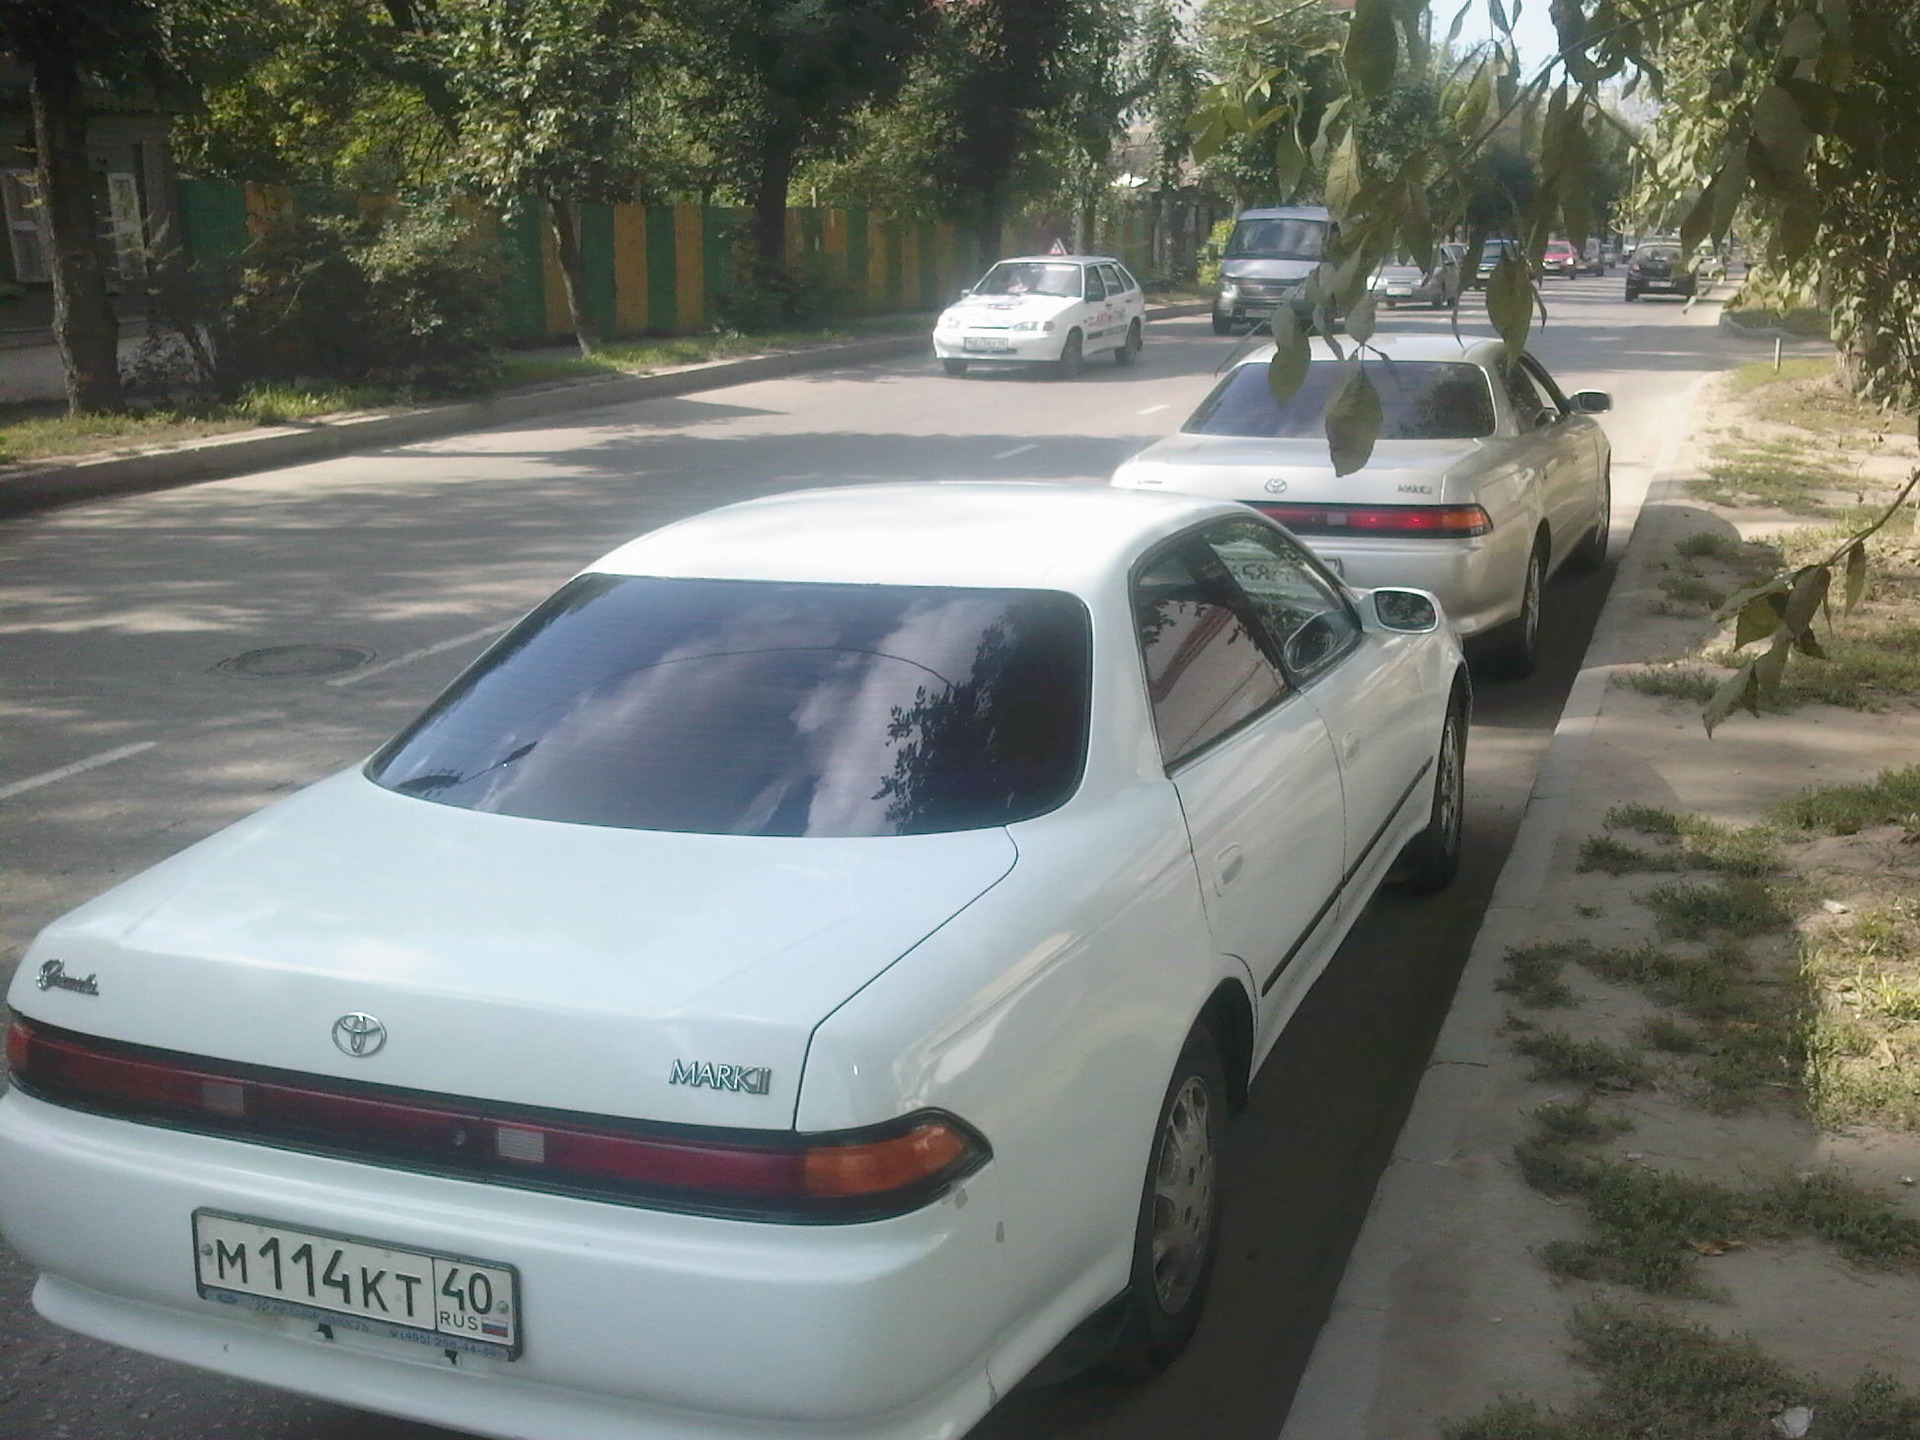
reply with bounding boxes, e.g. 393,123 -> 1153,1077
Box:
1111,335 -> 1612,677
1,484 -> 1465,1440
932,255 -> 1147,377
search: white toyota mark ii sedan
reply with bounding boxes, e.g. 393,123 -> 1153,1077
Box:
1,483 -> 1468,1440
1111,335 -> 1613,677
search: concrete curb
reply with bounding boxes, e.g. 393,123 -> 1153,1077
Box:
1277,367 -> 1722,1440
0,302 -> 1214,518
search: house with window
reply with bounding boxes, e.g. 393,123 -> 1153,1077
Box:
0,56 -> 182,298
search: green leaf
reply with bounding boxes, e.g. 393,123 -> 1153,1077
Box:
1326,363 -> 1383,478
1843,541 -> 1867,613
1346,293 -> 1379,345
1733,595 -> 1783,650
1326,129 -> 1362,216
1703,660 -> 1759,737
1268,309 -> 1311,406
1456,65 -> 1493,136
1273,126 -> 1307,197
1345,0 -> 1399,100
1485,255 -> 1534,361
1782,564 -> 1831,633
1444,0 -> 1471,48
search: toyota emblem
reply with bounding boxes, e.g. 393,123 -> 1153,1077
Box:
1263,476 -> 1289,494
332,1012 -> 387,1058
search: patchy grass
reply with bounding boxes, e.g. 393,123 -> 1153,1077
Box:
1638,1015 -> 1705,1053
1655,574 -> 1726,610
1588,809 -> 1781,877
1445,1303 -> 1920,1440
495,321 -> 928,387
0,382 -> 405,466
1723,354 -> 1834,395
1618,665 -> 1723,704
1499,942 -> 1582,1008
1803,898 -> 1920,1131
1675,530 -> 1745,561
1515,1104 -> 1920,1295
1641,876 -> 1795,941
1770,764 -> 1920,834
1720,356 -> 1897,435
1722,305 -> 1833,339
1715,611 -> 1920,712
1690,437 -> 1855,516
1507,1020 -> 1653,1090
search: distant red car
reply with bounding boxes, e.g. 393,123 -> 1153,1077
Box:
1542,241 -> 1581,280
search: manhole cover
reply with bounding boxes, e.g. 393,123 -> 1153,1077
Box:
216,644 -> 374,678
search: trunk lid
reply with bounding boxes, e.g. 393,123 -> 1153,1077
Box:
13,772 -> 1017,1128
1116,433 -> 1488,507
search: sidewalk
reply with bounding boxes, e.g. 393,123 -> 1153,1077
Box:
1283,358 -> 1920,1435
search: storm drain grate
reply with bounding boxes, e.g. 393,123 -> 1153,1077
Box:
216,644 -> 375,678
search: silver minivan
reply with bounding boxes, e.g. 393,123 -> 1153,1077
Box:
1211,205 -> 1333,334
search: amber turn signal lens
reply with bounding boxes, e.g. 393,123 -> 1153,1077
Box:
803,1122 -> 972,1198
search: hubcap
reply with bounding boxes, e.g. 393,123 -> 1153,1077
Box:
1150,1076 -> 1216,1314
1437,719 -> 1463,852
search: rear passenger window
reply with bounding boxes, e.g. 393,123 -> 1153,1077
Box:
1084,269 -> 1108,301
1134,544 -> 1287,766
1098,263 -> 1127,295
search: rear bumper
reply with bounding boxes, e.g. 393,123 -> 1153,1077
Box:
1305,536 -> 1516,637
0,1091 -> 1005,1440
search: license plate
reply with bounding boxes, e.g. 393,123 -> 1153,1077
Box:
1386,285 -> 1412,297
962,337 -> 1012,353
193,1210 -> 522,1357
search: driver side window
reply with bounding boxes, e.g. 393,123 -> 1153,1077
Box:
1199,521 -> 1361,679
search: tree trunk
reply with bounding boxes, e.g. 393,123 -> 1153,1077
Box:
751,138 -> 797,266
29,39 -> 123,414
543,196 -> 599,356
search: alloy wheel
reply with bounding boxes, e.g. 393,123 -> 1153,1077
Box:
1150,1075 -> 1216,1314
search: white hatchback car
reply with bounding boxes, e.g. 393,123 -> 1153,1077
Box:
1,483 -> 1466,1440
932,255 -> 1147,378
1111,335 -> 1612,677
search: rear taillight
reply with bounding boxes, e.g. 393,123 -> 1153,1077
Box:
1255,502 -> 1492,538
5,1012 -> 988,1223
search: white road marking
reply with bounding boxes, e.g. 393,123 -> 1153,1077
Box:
328,623 -> 511,687
1137,404 -> 1170,415
0,741 -> 158,802
993,444 -> 1038,460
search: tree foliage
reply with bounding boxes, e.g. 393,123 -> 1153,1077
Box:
1193,0 -> 1920,728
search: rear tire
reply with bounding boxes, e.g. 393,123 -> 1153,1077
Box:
1108,1028 -> 1226,1376
941,358 -> 968,377
1056,330 -> 1084,380
1390,702 -> 1467,894
1568,467 -> 1611,573
1114,320 -> 1142,365
1478,538 -> 1546,680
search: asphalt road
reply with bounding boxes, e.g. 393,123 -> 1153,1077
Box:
0,279 -> 1751,1440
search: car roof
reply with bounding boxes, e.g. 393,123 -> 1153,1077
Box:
1232,206 -> 1331,221
1229,333 -> 1508,369
989,255 -> 1121,267
586,483 -> 1246,595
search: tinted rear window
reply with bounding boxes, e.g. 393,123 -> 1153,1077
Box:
1183,361 -> 1497,441
367,576 -> 1092,837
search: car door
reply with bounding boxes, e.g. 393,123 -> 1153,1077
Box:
1079,265 -> 1112,351
1100,263 -> 1138,340
1511,356 -> 1597,571
1132,533 -> 1345,1043
1197,520 -> 1436,924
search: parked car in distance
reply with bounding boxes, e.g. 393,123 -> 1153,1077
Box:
1368,244 -> 1465,309
1471,238 -> 1526,290
1110,335 -> 1614,678
1542,240 -> 1581,279
1581,240 -> 1610,275
1212,205 -> 1334,333
934,255 -> 1145,377
1623,239 -> 1697,301
0,481 -> 1470,1440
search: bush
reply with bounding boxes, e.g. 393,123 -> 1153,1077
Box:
224,204 -> 500,393
711,259 -> 833,333
1197,216 -> 1236,288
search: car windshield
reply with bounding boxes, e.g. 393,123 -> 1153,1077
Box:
1480,242 -> 1515,260
1635,246 -> 1682,263
975,262 -> 1083,298
367,576 -> 1092,837
1225,218 -> 1328,261
1184,360 -> 1497,442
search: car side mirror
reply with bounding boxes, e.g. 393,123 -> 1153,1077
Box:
958,287 -> 972,298
1570,390 -> 1612,414
1369,588 -> 1441,633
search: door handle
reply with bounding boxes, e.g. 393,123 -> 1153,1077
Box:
1214,845 -> 1245,894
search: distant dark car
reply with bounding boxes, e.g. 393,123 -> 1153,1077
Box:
1624,240 -> 1696,301
1472,239 -> 1526,290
